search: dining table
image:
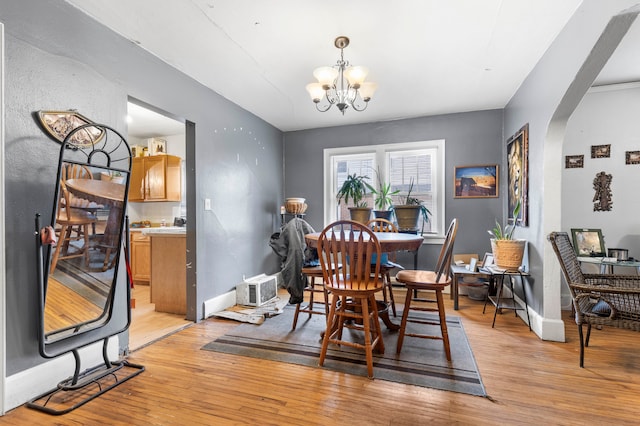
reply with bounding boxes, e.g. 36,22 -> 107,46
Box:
304,230 -> 424,330
65,178 -> 126,260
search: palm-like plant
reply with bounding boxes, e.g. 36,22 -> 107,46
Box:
365,167 -> 399,211
488,199 -> 522,240
336,173 -> 370,208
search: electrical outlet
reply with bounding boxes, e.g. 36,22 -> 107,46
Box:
204,198 -> 212,211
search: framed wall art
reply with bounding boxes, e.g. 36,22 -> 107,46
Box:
626,151 -> 640,165
506,124 -> 529,226
454,164 -> 498,198
570,228 -> 606,257
148,138 -> 167,155
591,144 -> 610,158
36,110 -> 104,147
565,155 -> 584,169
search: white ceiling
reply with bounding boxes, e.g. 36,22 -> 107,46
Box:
66,1 -> 640,133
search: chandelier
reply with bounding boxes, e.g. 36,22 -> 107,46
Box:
306,36 -> 377,114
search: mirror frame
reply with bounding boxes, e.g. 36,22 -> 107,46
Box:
36,123 -> 133,358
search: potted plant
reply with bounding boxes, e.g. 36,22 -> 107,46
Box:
393,177 -> 430,233
365,167 -> 399,220
336,173 -> 372,224
488,199 -> 525,271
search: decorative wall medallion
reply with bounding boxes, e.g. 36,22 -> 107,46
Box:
593,171 -> 612,211
626,151 -> 640,165
36,110 -> 104,147
565,155 -> 584,168
591,144 -> 611,159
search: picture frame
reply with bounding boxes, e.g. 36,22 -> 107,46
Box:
481,252 -> 494,268
565,155 -> 584,169
453,164 -> 498,198
506,124 -> 529,226
148,138 -> 167,155
626,151 -> 640,165
591,144 -> 611,159
36,110 -> 105,147
570,228 -> 606,257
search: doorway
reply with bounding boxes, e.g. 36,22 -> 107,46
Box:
126,100 -> 192,351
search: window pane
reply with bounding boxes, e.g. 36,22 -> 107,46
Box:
333,155 -> 374,220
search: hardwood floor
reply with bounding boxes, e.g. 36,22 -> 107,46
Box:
5,288 -> 640,425
129,284 -> 192,351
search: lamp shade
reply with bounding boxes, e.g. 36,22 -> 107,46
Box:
358,81 -> 378,101
313,66 -> 339,86
344,66 -> 369,86
306,83 -> 326,101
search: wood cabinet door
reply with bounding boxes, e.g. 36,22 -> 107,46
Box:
145,156 -> 168,201
131,233 -> 151,282
129,157 -> 146,202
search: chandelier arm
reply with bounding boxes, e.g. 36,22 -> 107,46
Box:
350,91 -> 369,112
315,100 -> 333,112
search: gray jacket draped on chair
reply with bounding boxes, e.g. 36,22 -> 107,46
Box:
269,218 -> 316,304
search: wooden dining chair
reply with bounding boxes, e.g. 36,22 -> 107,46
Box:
395,218 -> 458,360
366,218 -> 402,317
318,220 -> 385,379
291,265 -> 329,330
49,180 -> 98,274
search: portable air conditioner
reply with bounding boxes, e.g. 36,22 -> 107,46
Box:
236,274 -> 278,306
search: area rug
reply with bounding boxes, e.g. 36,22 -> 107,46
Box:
203,306 -> 486,396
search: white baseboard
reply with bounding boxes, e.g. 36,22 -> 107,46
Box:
4,338 -> 118,411
202,291 -> 236,319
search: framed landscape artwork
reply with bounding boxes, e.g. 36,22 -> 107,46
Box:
506,124 -> 529,226
626,151 -> 640,165
571,228 -> 606,256
591,144 -> 611,158
454,165 -> 498,198
565,155 -> 584,169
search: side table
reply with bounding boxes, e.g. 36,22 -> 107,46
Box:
482,268 -> 531,330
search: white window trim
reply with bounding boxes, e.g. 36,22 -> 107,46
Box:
323,139 -> 445,243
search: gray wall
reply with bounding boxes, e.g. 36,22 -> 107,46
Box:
2,1 -> 283,376
504,0 -> 640,332
284,110 -> 504,270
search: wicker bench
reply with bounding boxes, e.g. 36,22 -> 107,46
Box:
548,232 -> 640,367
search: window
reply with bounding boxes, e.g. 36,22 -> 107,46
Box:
324,140 -> 445,240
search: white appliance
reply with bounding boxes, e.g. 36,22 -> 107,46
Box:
236,274 -> 278,306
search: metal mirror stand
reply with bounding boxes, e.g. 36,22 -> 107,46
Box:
28,123 -> 144,415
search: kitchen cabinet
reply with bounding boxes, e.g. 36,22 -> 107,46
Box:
150,233 -> 186,315
129,155 -> 181,202
130,231 -> 150,283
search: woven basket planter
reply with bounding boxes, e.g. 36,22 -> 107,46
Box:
490,239 -> 526,271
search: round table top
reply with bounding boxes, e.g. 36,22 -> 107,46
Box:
65,178 -> 125,206
305,231 -> 423,252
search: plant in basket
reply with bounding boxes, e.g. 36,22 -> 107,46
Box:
488,199 -> 525,271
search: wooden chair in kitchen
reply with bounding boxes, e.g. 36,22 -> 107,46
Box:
318,220 -> 384,379
395,218 -> 458,360
291,265 -> 329,330
49,180 -> 98,274
366,218 -> 402,317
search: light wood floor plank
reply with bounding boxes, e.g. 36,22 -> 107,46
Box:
4,288 -> 640,425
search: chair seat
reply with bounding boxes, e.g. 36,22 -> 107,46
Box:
396,270 -> 451,289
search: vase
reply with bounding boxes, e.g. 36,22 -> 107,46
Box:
348,207 -> 372,224
394,205 -> 421,233
490,239 -> 526,271
373,210 -> 393,221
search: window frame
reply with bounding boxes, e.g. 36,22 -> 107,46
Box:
323,139 -> 446,242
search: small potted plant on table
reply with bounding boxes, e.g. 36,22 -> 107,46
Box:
488,199 -> 525,271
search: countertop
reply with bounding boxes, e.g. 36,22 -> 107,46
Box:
131,226 -> 186,235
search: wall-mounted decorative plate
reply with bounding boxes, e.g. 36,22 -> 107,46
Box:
36,110 -> 105,147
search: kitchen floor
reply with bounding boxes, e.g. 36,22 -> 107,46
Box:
129,283 -> 192,351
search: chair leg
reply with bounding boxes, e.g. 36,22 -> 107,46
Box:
361,296 -> 374,379
396,286 -> 413,353
49,225 -> 68,274
435,289 -> 451,361
369,294 -> 384,354
307,276 -> 315,319
578,323 -> 585,368
319,293 -> 339,367
385,271 -> 396,317
291,301 -> 302,331
585,323 -> 592,347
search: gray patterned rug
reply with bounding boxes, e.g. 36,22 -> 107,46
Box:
203,306 -> 486,396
